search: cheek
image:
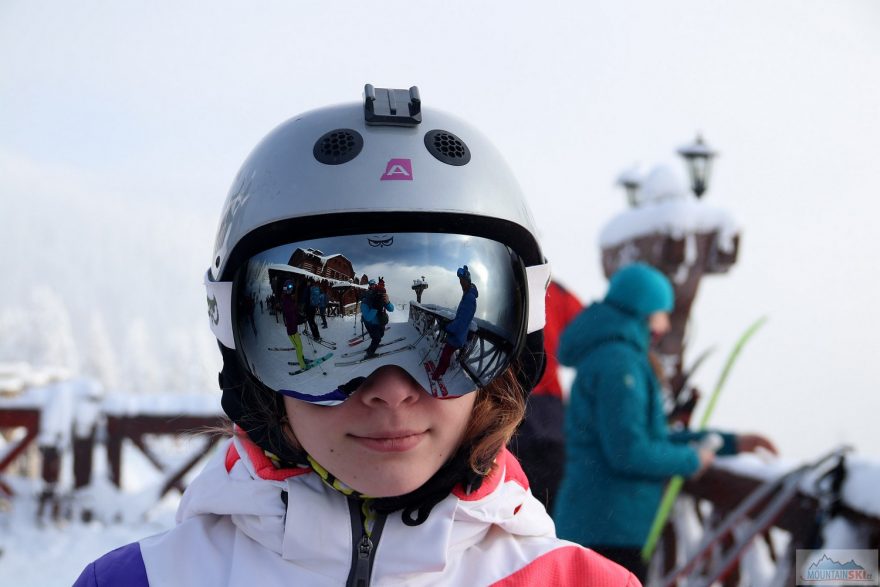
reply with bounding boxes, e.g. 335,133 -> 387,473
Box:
283,398 -> 336,453
441,394 -> 477,440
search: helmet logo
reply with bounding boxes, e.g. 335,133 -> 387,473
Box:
380,158 -> 413,181
207,294 -> 219,325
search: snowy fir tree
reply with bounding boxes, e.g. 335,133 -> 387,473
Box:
82,312 -> 119,391
120,318 -> 164,394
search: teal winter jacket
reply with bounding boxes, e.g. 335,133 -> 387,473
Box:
552,301 -> 736,547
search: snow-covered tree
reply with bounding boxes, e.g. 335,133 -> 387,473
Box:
0,304 -> 31,364
160,323 -> 221,394
120,318 -> 163,394
27,286 -> 79,372
82,312 -> 119,391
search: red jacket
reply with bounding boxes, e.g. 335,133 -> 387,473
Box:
533,281 -> 583,399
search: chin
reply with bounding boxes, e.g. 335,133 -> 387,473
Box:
355,470 -> 433,498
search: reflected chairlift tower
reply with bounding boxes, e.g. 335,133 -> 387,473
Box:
412,276 -> 429,303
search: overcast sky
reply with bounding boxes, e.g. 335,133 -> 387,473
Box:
2,1 -> 879,459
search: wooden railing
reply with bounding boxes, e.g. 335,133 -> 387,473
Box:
655,463 -> 880,586
1,384 -> 225,521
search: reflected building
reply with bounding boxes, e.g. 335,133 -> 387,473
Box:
269,247 -> 365,316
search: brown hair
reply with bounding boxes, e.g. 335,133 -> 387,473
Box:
461,368 -> 526,475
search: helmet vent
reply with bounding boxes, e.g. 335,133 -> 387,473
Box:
313,129 -> 364,165
424,130 -> 471,166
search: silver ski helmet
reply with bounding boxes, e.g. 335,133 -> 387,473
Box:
205,85 -> 549,405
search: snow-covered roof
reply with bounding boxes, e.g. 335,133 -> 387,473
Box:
267,263 -> 366,290
299,247 -> 346,264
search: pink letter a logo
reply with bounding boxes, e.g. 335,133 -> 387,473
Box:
380,158 -> 413,181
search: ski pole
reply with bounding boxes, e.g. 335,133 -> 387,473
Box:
641,316 -> 768,563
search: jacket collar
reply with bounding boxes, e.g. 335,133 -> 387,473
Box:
178,435 -> 553,578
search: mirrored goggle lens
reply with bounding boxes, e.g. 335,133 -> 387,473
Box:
233,233 -> 526,405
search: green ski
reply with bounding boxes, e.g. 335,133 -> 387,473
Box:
641,316 -> 768,563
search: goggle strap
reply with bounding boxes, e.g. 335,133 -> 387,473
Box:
204,271 -> 236,349
525,262 -> 551,333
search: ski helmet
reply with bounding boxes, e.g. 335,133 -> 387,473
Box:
205,85 -> 549,406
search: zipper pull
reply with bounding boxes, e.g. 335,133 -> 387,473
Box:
358,534 -> 373,559
351,534 -> 374,586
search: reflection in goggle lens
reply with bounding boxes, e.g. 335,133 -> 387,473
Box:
234,233 -> 525,406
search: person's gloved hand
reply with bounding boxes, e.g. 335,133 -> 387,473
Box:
692,448 -> 717,479
737,433 -> 778,456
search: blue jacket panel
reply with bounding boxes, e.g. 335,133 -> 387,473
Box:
445,284 -> 478,348
74,542 -> 149,587
310,286 -> 323,307
553,301 -> 706,547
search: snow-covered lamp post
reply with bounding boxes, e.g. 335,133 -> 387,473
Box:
600,156 -> 739,422
677,134 -> 717,199
616,166 -> 643,208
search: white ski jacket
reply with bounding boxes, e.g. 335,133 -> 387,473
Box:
76,434 -> 639,586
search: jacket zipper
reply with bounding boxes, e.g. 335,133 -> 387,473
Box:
345,498 -> 387,587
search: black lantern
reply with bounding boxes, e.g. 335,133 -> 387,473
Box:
616,166 -> 642,207
677,134 -> 718,198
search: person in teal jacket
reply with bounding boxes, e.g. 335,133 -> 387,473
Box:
552,263 -> 775,581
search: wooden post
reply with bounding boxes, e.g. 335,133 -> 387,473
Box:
0,409 -> 41,496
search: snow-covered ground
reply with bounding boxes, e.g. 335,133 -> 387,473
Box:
0,442 -> 196,586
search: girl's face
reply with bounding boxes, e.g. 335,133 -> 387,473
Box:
283,365 -> 476,497
648,311 -> 671,337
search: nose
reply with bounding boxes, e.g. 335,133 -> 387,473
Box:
356,366 -> 423,408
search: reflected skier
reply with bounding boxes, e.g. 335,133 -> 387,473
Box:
432,265 -> 477,380
361,278 -> 394,358
280,279 -> 307,371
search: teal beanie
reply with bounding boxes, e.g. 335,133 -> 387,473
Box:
604,263 -> 674,318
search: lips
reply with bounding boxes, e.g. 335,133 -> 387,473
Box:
350,430 -> 426,452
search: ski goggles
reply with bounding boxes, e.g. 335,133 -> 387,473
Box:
205,232 -> 549,406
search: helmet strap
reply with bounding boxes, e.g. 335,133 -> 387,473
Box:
516,330 -> 546,394
219,343 -> 306,465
